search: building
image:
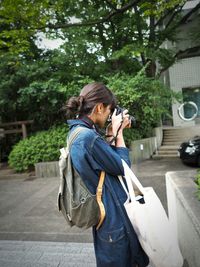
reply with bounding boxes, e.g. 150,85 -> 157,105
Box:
163,0 -> 200,127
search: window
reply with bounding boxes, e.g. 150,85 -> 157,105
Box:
182,87 -> 200,119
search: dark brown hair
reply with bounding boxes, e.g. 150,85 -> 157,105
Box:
64,82 -> 117,118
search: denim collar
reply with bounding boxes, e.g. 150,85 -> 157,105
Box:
67,116 -> 105,136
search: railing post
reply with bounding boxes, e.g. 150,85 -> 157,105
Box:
22,123 -> 27,139
0,120 -> 33,139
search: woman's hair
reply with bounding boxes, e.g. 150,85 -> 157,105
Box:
64,82 -> 117,118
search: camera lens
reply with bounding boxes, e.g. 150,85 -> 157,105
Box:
129,115 -> 136,127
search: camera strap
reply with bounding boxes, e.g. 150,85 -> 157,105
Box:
108,120 -> 123,145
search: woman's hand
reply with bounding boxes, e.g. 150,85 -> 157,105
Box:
111,109 -> 131,136
106,108 -> 131,147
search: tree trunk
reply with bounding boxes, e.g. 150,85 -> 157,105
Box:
145,59 -> 156,78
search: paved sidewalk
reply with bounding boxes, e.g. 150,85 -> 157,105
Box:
0,157 -> 195,266
0,240 -> 96,267
0,175 -> 92,242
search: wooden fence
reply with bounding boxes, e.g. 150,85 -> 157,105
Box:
0,120 -> 33,139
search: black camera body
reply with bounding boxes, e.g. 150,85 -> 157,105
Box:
113,105 -> 136,127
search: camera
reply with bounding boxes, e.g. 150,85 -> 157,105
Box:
115,106 -> 136,127
108,105 -> 136,127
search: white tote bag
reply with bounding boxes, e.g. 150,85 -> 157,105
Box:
119,160 -> 183,267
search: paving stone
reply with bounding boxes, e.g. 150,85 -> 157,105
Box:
0,241 -> 96,267
0,251 -> 24,261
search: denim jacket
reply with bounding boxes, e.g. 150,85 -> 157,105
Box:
67,119 -> 149,267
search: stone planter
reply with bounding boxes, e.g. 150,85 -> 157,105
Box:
130,126 -> 162,164
35,161 -> 59,178
130,136 -> 157,163
166,170 -> 200,267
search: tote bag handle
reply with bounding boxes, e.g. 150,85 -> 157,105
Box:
119,160 -> 145,203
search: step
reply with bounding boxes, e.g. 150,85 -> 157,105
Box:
163,138 -> 184,142
158,149 -> 179,153
163,135 -> 191,140
163,131 -> 188,135
163,132 -> 195,137
153,154 -> 178,158
163,128 -> 190,131
162,140 -> 183,144
163,133 -> 186,136
159,145 -> 179,150
163,141 -> 186,145
158,150 -> 178,155
158,153 -> 179,157
164,137 -> 192,140
162,143 -> 182,146
163,131 -> 189,135
163,130 -> 188,133
163,133 -> 188,137
158,147 -> 178,152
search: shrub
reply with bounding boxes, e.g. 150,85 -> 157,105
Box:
8,124 -> 68,172
195,169 -> 200,200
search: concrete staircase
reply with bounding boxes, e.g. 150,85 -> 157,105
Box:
157,145 -> 179,158
156,126 -> 200,158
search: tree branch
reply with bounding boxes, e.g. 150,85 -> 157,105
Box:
37,0 -> 142,30
134,5 -> 146,65
149,14 -> 155,43
154,3 -> 183,28
157,2 -> 200,49
156,1 -> 200,30
103,0 -> 118,11
165,1 -> 200,33
165,4 -> 184,29
97,24 -> 109,62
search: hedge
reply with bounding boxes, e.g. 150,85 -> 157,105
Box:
8,124 -> 68,172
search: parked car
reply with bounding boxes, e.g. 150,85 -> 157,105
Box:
178,136 -> 200,166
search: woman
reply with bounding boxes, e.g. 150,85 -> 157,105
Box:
65,82 -> 149,267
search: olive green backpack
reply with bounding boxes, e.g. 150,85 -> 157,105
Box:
57,127 -> 100,229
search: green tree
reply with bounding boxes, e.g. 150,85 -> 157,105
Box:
1,0 -> 200,76
107,69 -> 177,138
0,0 -> 196,160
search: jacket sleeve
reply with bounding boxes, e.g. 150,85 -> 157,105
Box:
88,135 -> 131,176
110,145 -> 131,167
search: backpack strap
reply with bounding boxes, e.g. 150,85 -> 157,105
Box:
96,171 -> 106,230
58,127 -> 87,194
68,127 -> 86,150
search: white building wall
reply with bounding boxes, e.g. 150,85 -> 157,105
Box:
169,56 -> 200,126
183,0 -> 200,10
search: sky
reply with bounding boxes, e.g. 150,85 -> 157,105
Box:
35,17 -> 79,50
36,32 -> 64,50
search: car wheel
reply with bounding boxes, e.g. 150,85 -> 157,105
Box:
197,155 -> 200,167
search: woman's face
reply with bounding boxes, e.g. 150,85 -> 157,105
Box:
96,104 -> 112,128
